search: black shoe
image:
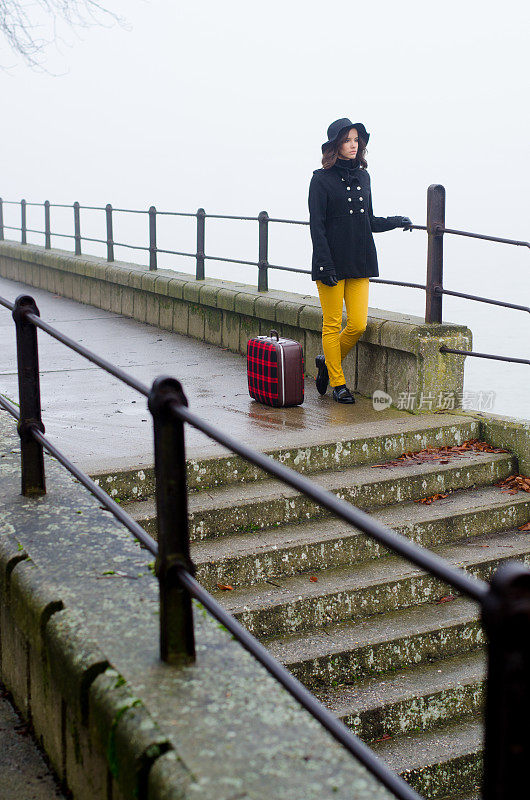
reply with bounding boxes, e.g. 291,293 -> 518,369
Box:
332,385 -> 355,404
315,354 -> 329,395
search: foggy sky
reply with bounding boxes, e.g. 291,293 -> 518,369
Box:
0,0 -> 528,416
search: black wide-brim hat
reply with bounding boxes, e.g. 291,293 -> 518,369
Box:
321,118 -> 370,153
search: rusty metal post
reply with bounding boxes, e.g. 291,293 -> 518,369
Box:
73,202 -> 82,255
149,205 -> 157,270
482,561 -> 530,800
0,197 -> 4,240
21,199 -> 27,244
425,184 -> 445,323
196,208 -> 205,280
105,203 -> 114,262
148,376 -> 195,665
44,201 -> 51,249
12,295 -> 46,496
258,210 -> 269,292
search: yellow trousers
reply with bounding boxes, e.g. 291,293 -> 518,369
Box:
316,278 -> 369,388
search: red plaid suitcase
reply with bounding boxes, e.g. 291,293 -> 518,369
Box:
247,329 -> 304,407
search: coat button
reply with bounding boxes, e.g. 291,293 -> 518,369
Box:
348,198 -> 352,202
320,267 -> 324,271
360,209 -> 365,213
341,178 -> 345,181
346,186 -> 350,190
349,210 -> 353,214
359,196 -> 363,201
357,186 -> 361,190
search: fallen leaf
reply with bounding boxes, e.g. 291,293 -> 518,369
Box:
518,522 -> 530,531
217,583 -> 234,591
414,492 -> 450,505
309,576 -> 318,583
495,474 -> 530,494
436,595 -> 456,604
371,439 -> 509,471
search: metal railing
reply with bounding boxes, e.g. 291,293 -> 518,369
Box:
0,290 -> 529,799
0,189 -> 528,335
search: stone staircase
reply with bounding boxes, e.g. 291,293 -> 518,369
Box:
98,414 -> 530,800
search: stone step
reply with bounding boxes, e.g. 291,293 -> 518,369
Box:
91,415 -> 482,500
219,529 -> 530,639
441,796 -> 480,800
268,597 -> 483,689
447,795 -> 480,800
372,717 -> 483,800
192,485 -> 530,590
125,450 -> 517,540
315,650 -> 485,742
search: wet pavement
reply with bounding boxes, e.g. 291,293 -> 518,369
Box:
0,685 -> 65,799
0,275 -> 416,473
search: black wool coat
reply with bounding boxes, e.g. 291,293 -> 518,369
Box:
308,159 -> 401,281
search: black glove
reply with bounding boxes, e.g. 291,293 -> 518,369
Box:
398,216 -> 413,231
319,267 -> 338,287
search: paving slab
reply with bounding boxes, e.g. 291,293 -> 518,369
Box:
0,685 -> 65,799
0,275 -> 458,474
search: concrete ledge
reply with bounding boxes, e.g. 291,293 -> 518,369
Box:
0,409 -> 394,800
0,240 -> 472,411
481,415 -> 530,474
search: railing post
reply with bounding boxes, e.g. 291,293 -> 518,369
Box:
0,197 -> 4,240
258,210 -> 269,292
44,200 -> 51,249
12,295 -> 46,496
196,208 -> 205,280
73,202 -> 82,255
148,376 -> 195,665
425,184 -> 445,323
21,199 -> 27,244
149,205 -> 157,271
482,561 -> 530,800
105,203 -> 114,262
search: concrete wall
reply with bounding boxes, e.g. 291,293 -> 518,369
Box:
0,240 -> 472,411
0,409 -> 395,800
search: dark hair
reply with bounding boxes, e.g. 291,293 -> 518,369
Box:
321,127 -> 368,169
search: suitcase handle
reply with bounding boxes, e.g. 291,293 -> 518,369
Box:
270,329 -> 280,341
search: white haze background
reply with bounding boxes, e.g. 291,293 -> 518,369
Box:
0,0 -> 528,417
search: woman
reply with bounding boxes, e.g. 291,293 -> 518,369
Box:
308,118 -> 412,403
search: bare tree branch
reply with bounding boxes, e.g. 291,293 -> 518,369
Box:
0,0 -> 127,70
